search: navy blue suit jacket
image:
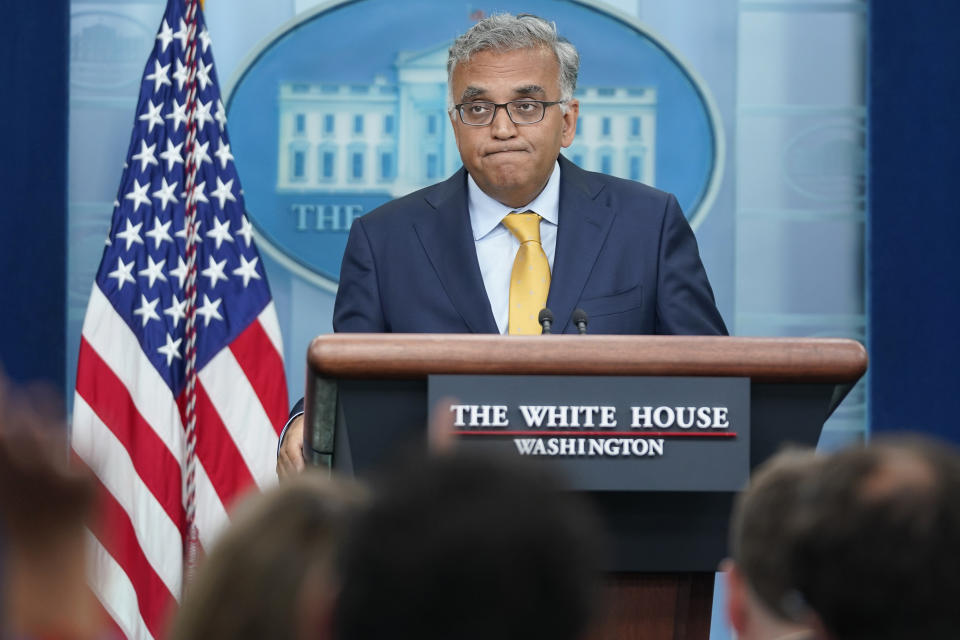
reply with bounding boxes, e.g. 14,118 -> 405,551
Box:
333,155 -> 726,336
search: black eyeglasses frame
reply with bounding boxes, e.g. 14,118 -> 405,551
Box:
453,99 -> 568,126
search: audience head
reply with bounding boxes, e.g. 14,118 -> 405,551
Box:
724,447 -> 823,640
790,436 -> 960,640
334,452 -> 603,640
0,378 -> 99,639
169,472 -> 367,640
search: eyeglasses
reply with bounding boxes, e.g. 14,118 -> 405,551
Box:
454,100 -> 567,126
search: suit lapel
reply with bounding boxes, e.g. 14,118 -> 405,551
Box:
414,170 -> 499,333
548,156 -> 616,333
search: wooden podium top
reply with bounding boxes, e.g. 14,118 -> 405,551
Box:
307,334 -> 867,384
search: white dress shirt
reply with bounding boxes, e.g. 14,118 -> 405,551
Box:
468,160 -> 560,334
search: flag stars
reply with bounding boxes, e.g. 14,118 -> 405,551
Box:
164,294 -> 186,328
214,100 -> 227,130
194,99 -> 214,129
157,333 -> 182,366
97,14 -> 270,363
145,216 -> 173,249
201,255 -> 229,288
233,255 -> 261,287
206,216 -> 234,248
196,294 -> 224,327
166,98 -> 187,131
131,140 -> 158,173
169,255 -> 188,288
138,255 -> 168,288
145,59 -> 171,93
152,178 -> 179,211
156,19 -> 173,53
138,100 -> 164,133
214,137 -> 233,168
187,181 -> 209,206
124,179 -> 152,213
160,139 -> 184,171
115,218 -> 144,250
172,57 -> 188,91
196,59 -> 213,92
94,13 -> 283,355
198,26 -> 212,53
132,294 -> 161,327
173,18 -> 189,50
210,177 -> 236,209
189,140 -> 212,166
108,257 -> 136,290
235,216 -> 254,247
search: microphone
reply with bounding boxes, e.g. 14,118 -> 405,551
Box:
572,308 -> 588,335
538,308 -> 554,335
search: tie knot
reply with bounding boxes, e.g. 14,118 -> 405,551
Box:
502,211 -> 542,244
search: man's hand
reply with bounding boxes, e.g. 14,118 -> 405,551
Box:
276,414 -> 305,479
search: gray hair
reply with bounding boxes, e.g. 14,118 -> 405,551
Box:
446,13 -> 580,113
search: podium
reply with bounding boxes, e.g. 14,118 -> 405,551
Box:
303,335 -> 867,640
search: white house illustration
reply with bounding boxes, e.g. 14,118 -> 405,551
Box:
276,41 -> 656,194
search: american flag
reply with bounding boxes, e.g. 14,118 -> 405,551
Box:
71,1 -> 288,637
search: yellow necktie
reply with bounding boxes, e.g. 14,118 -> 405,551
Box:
502,211 -> 550,335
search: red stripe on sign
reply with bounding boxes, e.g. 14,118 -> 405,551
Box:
452,430 -> 739,437
76,337 -> 186,534
185,382 -> 257,507
229,319 -> 289,434
80,460 -> 178,640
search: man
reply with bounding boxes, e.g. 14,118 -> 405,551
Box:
278,13 -> 725,475
787,437 -> 960,640
722,448 -> 822,640
333,452 -> 603,640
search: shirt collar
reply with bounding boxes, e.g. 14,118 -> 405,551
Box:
468,160 -> 561,241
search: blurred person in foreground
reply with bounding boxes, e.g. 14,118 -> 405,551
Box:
333,452 -> 604,640
722,448 -> 824,640
788,436 -> 960,640
169,471 -> 366,640
0,380 -> 100,640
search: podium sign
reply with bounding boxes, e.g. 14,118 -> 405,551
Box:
429,375 -> 750,492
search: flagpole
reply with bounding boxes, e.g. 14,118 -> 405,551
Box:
181,0 -> 202,578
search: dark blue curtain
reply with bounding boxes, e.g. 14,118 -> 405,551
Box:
0,2 -> 69,390
868,1 -> 960,443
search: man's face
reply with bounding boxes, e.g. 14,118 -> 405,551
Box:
449,46 -> 579,208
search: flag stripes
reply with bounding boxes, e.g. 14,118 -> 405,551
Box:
79,460 -> 179,639
88,532 -> 154,640
198,347 -> 280,481
75,278 -> 285,635
189,382 -> 258,503
72,400 -> 183,600
76,340 -> 185,529
228,315 -> 289,434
